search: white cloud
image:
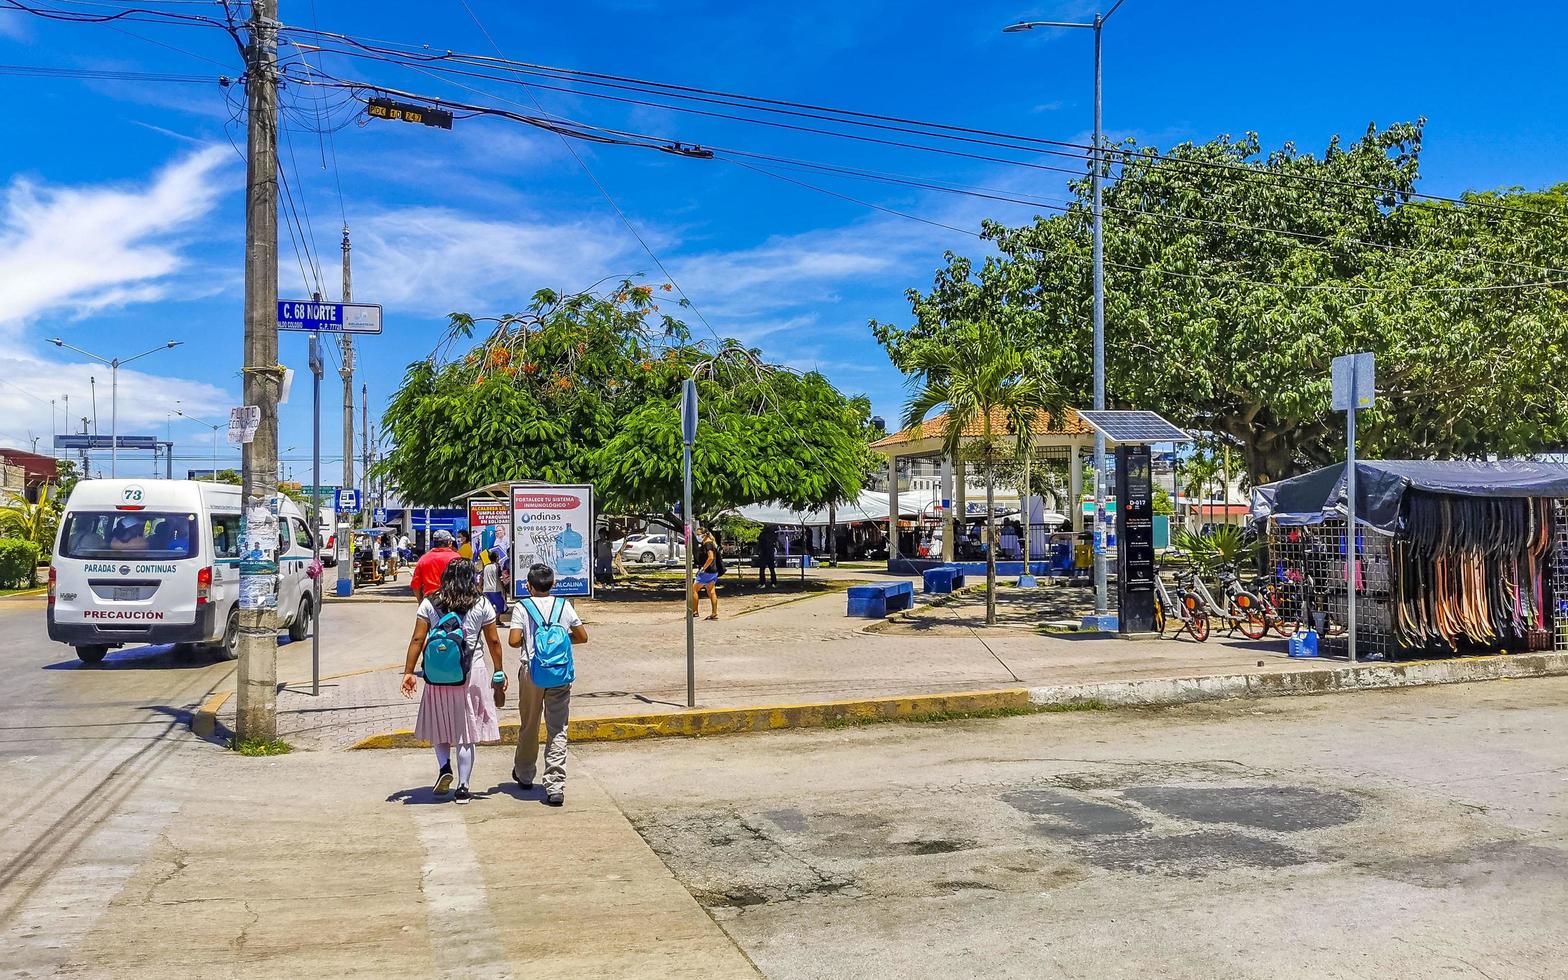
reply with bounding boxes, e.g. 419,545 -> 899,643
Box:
0,349 -> 229,462
351,206 -> 648,314
0,146 -> 231,333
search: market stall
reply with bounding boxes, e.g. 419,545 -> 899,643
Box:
1252,460 -> 1568,660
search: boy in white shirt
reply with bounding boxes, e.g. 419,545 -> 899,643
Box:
508,563 -> 587,806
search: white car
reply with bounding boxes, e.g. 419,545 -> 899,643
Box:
49,479 -> 318,664
621,533 -> 685,564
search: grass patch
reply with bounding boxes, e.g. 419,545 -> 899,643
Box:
823,699 -> 1110,730
0,585 -> 44,597
228,736 -> 294,756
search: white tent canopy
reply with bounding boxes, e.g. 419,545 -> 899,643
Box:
732,490 -> 920,528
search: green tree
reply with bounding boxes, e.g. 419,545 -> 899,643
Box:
901,322 -> 1059,625
0,487 -> 58,555
875,122 -> 1568,483
379,283 -> 873,522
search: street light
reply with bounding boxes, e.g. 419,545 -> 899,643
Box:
1004,0 -> 1127,625
45,338 -> 183,479
173,402 -> 223,482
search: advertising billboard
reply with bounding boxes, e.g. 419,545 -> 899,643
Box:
510,484 -> 594,598
467,498 -> 511,560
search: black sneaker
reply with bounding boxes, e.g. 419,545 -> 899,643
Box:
545,792 -> 564,807
434,764 -> 454,796
513,768 -> 533,790
454,785 -> 472,804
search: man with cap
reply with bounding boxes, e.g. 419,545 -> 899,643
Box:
411,529 -> 461,603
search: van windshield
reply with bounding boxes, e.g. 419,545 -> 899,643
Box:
61,512 -> 199,561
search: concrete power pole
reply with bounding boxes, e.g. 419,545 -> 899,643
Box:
337,225 -> 354,594
360,383 -> 370,524
237,0 -> 281,741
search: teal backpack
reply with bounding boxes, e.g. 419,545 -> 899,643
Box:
421,607 -> 473,685
520,597 -> 575,688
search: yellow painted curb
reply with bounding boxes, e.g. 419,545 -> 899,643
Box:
351,688 -> 1034,750
193,690 -> 233,739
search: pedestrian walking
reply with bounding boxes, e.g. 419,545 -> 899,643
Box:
756,523 -> 779,588
690,527 -> 723,620
400,558 -> 504,804
410,529 -> 459,602
456,529 -> 474,561
509,563 -> 588,806
480,548 -> 505,618
593,527 -> 615,586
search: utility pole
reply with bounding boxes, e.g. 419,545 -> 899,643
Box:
337,225 -> 354,595
236,0 -> 281,741
360,382 -> 369,527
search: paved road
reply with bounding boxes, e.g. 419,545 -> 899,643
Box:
578,678 -> 1568,979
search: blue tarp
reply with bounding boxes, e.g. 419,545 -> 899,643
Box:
1251,459 -> 1568,533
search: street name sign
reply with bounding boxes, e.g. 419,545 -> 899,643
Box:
228,406 -> 260,445
277,300 -> 384,335
367,97 -> 454,130
54,434 -> 157,450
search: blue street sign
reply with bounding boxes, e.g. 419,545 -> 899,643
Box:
373,508 -> 388,525
55,434 -> 157,450
336,488 -> 361,514
277,300 -> 384,334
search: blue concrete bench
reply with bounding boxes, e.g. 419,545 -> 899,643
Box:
922,565 -> 967,594
847,581 -> 914,618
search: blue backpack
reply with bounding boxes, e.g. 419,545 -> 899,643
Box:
421,607 -> 473,685
520,597 -> 575,688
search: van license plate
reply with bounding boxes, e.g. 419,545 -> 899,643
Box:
112,586 -> 142,601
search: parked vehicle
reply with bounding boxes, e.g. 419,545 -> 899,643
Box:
48,479 -> 317,664
621,532 -> 684,564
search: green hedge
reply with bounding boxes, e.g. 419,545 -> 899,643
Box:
0,538 -> 40,589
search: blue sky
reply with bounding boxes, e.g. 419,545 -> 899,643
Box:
2,0 -> 1566,485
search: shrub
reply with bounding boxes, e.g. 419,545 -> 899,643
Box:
0,538 -> 41,589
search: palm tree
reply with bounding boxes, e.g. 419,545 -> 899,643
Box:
902,324 -> 1057,625
0,487 -> 57,554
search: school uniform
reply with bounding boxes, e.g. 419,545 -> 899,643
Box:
510,596 -> 582,796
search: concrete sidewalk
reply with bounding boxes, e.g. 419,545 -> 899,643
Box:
12,744 -> 756,978
210,579 -> 1405,750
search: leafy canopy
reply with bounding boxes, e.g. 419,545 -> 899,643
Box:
379,283 -> 874,517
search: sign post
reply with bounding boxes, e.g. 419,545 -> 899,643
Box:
1331,352 -> 1376,663
309,333 -> 323,697
682,378 -> 698,709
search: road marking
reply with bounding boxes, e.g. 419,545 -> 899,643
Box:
0,786 -> 180,978
412,807 -> 513,979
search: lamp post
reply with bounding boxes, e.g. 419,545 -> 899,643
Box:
173,403 -> 223,482
1004,0 -> 1127,623
45,338 -> 182,479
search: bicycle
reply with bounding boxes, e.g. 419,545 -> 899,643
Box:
1153,569 -> 1210,642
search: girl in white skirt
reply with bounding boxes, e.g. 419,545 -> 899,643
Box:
400,557 -> 504,803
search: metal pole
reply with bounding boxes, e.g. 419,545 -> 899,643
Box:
1346,365 -> 1358,664
683,439 -> 695,708
211,426 -> 217,482
110,361 -> 118,478
310,333 -> 322,696
236,0 -> 281,741
1090,12 -> 1109,621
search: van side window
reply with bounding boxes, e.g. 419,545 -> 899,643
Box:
278,519 -> 293,553
212,515 -> 241,559
291,518 -> 315,551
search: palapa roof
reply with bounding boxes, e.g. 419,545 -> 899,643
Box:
869,408 -> 1091,451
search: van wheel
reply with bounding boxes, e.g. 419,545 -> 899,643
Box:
288,595 -> 312,642
215,609 -> 240,661
76,645 -> 109,665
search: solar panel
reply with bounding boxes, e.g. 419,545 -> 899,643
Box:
1078,410 -> 1191,444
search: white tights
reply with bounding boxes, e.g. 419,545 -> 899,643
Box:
433,742 -> 475,786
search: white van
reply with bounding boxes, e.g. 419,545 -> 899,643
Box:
48,480 -> 318,664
